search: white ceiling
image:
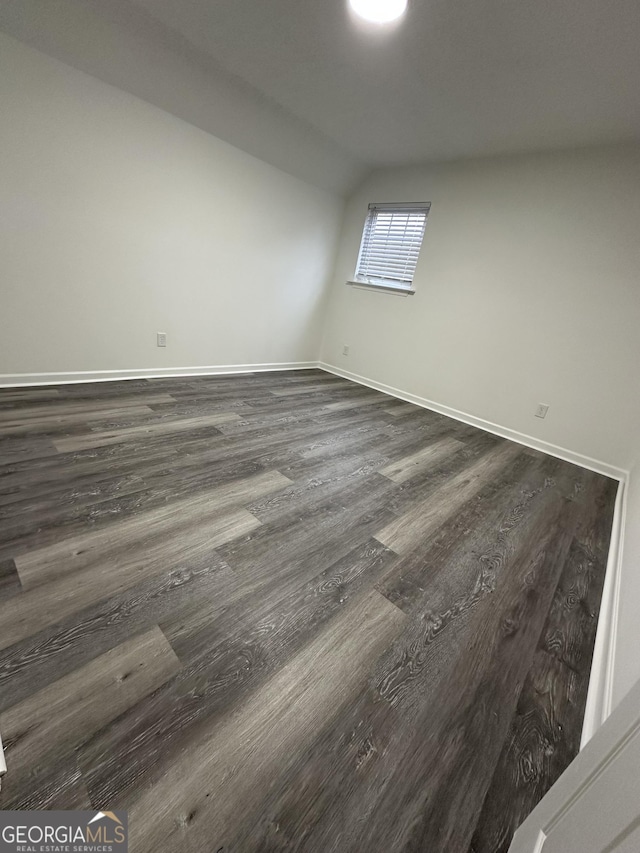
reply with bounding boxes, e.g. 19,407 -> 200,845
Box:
132,0 -> 640,164
1,0 -> 639,191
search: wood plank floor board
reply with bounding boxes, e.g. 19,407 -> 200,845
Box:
323,392 -> 393,412
348,495 -> 579,853
278,447 -> 391,486
246,452 -> 397,525
0,438 -> 182,491
270,381 -> 356,397
210,404 -> 333,436
375,450 -> 553,611
165,537 -> 399,669
373,454 -> 552,668
80,539 -> 400,809
468,650 -> 584,853
225,502 -> 400,606
379,434 -> 466,483
375,470 -> 565,714
376,441 -> 523,554
0,468 -> 284,652
0,758 -> 92,812
0,555 -> 238,714
0,470 -> 147,528
215,402 -> 392,445
0,626 -> 180,802
382,432 -> 503,517
468,474 -> 619,853
233,455 -> 567,851
0,388 -> 171,412
144,400 -> 255,419
0,393 -> 176,421
0,388 -> 61,404
0,426 -> 276,509
0,436 -> 59,467
0,405 -> 159,437
52,411 -> 241,453
161,404 -> 390,474
14,469 -> 289,588
384,401 -> 421,417
295,423 -> 391,463
0,370 -> 616,852
379,404 -> 467,433
249,381 -> 365,404
38,379 -> 154,397
216,473 -> 399,575
0,456 -> 270,563
0,557 -> 21,597
128,590 -> 408,853
380,419 -> 479,448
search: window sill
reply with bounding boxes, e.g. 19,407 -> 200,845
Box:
346,280 -> 415,297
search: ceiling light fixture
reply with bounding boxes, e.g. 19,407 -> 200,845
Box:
348,0 -> 408,24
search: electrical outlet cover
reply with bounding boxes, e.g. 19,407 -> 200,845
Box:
535,403 -> 549,419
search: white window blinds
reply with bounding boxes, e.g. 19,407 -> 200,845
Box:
355,202 -> 430,288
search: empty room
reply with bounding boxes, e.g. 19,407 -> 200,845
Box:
0,0 -> 639,851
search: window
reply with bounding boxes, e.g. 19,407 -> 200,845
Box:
350,202 -> 431,294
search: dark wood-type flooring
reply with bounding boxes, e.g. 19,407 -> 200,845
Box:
0,369 -> 617,852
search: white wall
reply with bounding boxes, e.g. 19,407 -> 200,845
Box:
320,147 -> 640,472
0,32 -> 344,380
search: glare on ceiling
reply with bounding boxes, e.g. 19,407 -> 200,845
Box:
348,0 -> 408,24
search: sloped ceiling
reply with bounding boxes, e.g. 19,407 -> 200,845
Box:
0,0 -> 365,194
1,0 -> 639,194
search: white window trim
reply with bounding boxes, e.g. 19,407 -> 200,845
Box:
348,201 -> 430,295
346,279 -> 416,296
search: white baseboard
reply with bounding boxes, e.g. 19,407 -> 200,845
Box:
0,361 -> 318,387
318,362 -> 628,482
581,477 -> 627,746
